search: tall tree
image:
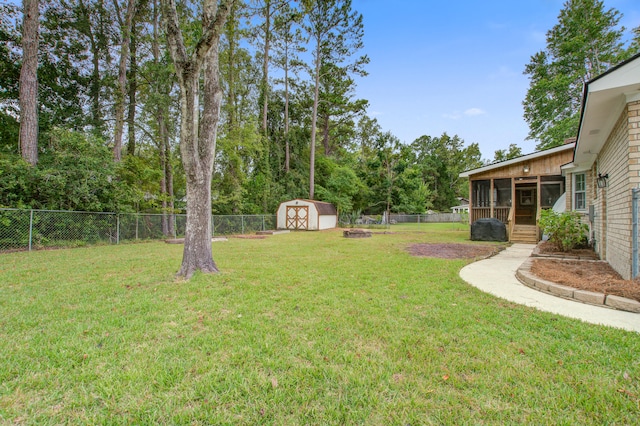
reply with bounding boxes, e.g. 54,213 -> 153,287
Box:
271,2 -> 304,173
410,133 -> 482,211
0,3 -> 21,153
76,0 -> 113,139
126,5 -> 141,156
19,0 -> 39,165
301,0 -> 367,199
523,0 -> 626,150
161,0 -> 233,278
628,26 -> 640,54
317,61 -> 367,156
493,143 -> 522,163
113,0 -> 137,161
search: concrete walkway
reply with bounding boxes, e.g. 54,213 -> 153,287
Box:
459,244 -> 640,333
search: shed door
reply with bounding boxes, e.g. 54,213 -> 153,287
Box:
286,206 -> 309,230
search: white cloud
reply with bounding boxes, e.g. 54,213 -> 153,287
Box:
464,108 -> 487,116
442,112 -> 462,120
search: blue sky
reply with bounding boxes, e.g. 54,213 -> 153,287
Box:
351,0 -> 640,160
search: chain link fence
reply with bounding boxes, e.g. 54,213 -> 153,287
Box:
0,208 -> 276,252
389,213 -> 467,223
339,212 -> 467,227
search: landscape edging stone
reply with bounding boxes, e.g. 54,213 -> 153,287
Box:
515,258 -> 640,313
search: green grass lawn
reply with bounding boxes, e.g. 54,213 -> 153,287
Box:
1,223 -> 638,424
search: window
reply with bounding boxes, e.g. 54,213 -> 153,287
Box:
574,173 -> 586,210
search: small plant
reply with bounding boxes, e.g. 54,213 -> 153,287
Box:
539,209 -> 589,252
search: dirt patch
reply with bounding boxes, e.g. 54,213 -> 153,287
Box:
407,243 -> 501,259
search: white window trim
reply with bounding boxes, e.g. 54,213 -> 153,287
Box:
573,173 -> 587,211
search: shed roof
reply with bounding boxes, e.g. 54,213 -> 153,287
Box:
282,199 -> 337,215
306,200 -> 337,215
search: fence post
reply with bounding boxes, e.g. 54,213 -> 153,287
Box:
241,215 -> 245,234
28,209 -> 34,251
173,215 -> 177,239
135,213 -> 139,241
116,214 -> 120,244
262,215 -> 265,231
212,215 -> 215,237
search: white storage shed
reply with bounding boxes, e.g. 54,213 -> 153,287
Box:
276,199 -> 338,230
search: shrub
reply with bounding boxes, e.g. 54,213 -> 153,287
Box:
539,209 -> 588,252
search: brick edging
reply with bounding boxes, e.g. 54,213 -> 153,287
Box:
516,258 -> 640,313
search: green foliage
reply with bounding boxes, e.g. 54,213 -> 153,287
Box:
315,160 -> 366,213
0,129 -> 130,212
117,154 -> 165,212
539,209 -> 589,251
409,133 -> 482,211
0,156 -> 35,209
493,143 -> 523,163
523,0 -> 628,149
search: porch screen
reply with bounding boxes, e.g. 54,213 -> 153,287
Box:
541,176 -> 564,208
472,180 -> 490,207
494,179 -> 511,206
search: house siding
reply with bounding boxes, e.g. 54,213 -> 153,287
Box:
594,102 -> 637,279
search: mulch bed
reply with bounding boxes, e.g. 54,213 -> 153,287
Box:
531,242 -> 640,302
530,258 -> 640,302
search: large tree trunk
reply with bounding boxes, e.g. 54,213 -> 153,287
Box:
322,113 -> 330,155
113,0 -> 136,161
127,17 -> 138,156
177,73 -> 219,276
261,0 -> 270,134
284,55 -> 290,173
78,0 -> 104,138
166,139 -> 175,236
309,48 -> 320,199
152,0 -> 173,237
19,0 -> 39,166
162,0 -> 232,278
159,110 -> 170,236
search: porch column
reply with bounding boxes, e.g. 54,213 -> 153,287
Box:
490,179 -> 495,219
468,179 -> 473,224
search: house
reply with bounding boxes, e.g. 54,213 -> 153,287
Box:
450,197 -> 469,214
276,199 -> 338,230
460,142 -> 576,243
561,53 -> 640,279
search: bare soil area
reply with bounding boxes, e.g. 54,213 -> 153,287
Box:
407,243 -> 503,259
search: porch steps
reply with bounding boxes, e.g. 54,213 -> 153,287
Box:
510,225 -> 538,244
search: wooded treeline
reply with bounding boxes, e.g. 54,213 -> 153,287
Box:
1,0 -> 482,222
4,0 -> 637,225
